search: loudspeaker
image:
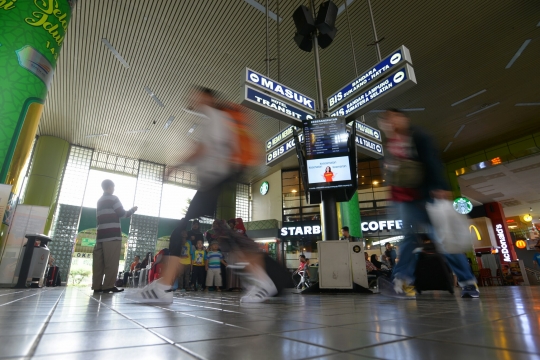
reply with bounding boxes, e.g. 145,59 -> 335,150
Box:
294,32 -> 313,52
293,5 -> 316,36
316,1 -> 338,34
317,27 -> 337,49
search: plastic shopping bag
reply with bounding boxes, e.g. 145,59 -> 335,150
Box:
426,199 -> 472,254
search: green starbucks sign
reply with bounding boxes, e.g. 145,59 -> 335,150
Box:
260,181 -> 269,195
453,197 -> 473,215
0,0 -> 76,182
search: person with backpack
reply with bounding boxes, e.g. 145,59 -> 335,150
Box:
127,87 -> 277,304
378,108 -> 479,299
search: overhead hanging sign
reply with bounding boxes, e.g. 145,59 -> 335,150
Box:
245,68 -> 316,111
266,132 -> 304,166
355,134 -> 384,159
266,125 -> 298,151
327,45 -> 412,110
242,86 -> 315,125
329,64 -> 417,121
354,121 -> 381,142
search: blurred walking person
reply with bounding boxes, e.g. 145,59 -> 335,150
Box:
378,109 -> 479,298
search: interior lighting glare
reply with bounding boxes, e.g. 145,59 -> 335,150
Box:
164,116 -> 175,129
102,38 -> 130,68
505,39 -> 532,69
372,181 -> 379,185
444,142 -> 453,153
453,125 -> 466,138
451,89 -> 487,106
515,103 -> 540,106
187,124 -> 198,134
491,157 -> 502,165
291,189 -> 298,193
144,86 -> 165,107
466,102 -> 500,117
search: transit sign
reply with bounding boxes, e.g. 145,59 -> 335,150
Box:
327,45 -> 412,110
242,86 -> 315,125
329,64 -> 417,121
245,68 -> 316,111
266,133 -> 304,166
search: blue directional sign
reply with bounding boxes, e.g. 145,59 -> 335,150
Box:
327,45 -> 412,110
355,121 -> 381,142
266,125 -> 297,151
355,134 -> 384,159
266,133 -> 304,166
242,86 -> 315,125
245,68 -> 316,111
330,64 -> 417,121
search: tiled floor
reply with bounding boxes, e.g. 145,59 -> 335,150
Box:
1,286 -> 540,359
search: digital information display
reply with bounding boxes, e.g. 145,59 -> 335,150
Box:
303,117 -> 353,191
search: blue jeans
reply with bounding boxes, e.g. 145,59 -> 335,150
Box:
392,200 -> 476,286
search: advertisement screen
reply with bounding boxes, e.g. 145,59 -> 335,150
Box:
303,117 -> 353,191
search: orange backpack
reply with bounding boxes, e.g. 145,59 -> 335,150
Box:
224,105 -> 259,167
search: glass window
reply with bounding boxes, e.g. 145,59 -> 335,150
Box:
160,183 -> 197,220
236,183 -> 252,221
82,169 -> 137,209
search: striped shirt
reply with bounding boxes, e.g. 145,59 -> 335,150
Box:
96,194 -> 134,242
207,251 -> 223,269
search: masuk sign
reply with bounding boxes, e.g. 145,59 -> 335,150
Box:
245,68 -> 315,111
328,45 -> 412,110
330,64 -> 417,121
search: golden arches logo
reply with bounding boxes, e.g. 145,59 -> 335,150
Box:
469,225 -> 481,240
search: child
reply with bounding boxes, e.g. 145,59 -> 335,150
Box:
177,230 -> 194,291
192,240 -> 207,291
206,241 -> 227,291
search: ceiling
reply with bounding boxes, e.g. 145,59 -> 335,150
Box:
458,153 -> 540,218
39,0 -> 540,183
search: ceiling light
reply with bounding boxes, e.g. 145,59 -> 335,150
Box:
451,89 -> 487,106
444,141 -> 453,152
144,86 -> 164,107
292,189 -> 297,193
337,0 -> 355,16
183,108 -> 206,117
466,102 -> 500,117
164,115 -> 174,129
126,129 -> 150,134
505,39 -> 532,69
85,133 -> 108,138
515,103 -> 540,106
454,125 -> 465,138
187,124 -> 198,134
101,39 -> 130,68
244,0 -> 283,22
372,181 -> 379,185
400,108 -> 425,112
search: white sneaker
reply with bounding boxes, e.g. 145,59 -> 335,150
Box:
125,280 -> 174,304
240,269 -> 277,303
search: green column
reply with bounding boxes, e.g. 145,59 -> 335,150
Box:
216,182 -> 237,221
339,191 -> 362,238
0,0 -> 75,184
23,136 -> 69,233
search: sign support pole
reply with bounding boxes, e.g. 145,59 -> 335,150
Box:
310,0 -> 325,118
266,0 -> 270,76
321,191 -> 339,240
366,0 -> 382,62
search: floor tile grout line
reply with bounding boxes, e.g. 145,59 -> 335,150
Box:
24,289 -> 65,358
413,336 -> 540,356
0,291 -> 45,307
0,290 -> 32,298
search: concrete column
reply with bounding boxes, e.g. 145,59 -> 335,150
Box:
22,136 -> 69,233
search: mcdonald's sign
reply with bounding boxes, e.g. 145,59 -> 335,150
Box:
469,225 -> 481,241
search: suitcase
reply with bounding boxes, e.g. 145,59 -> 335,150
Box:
46,266 -> 61,287
414,246 -> 454,294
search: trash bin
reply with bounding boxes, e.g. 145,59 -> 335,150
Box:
14,234 -> 52,288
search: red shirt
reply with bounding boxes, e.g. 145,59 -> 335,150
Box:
387,136 -> 420,202
324,172 -> 334,182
